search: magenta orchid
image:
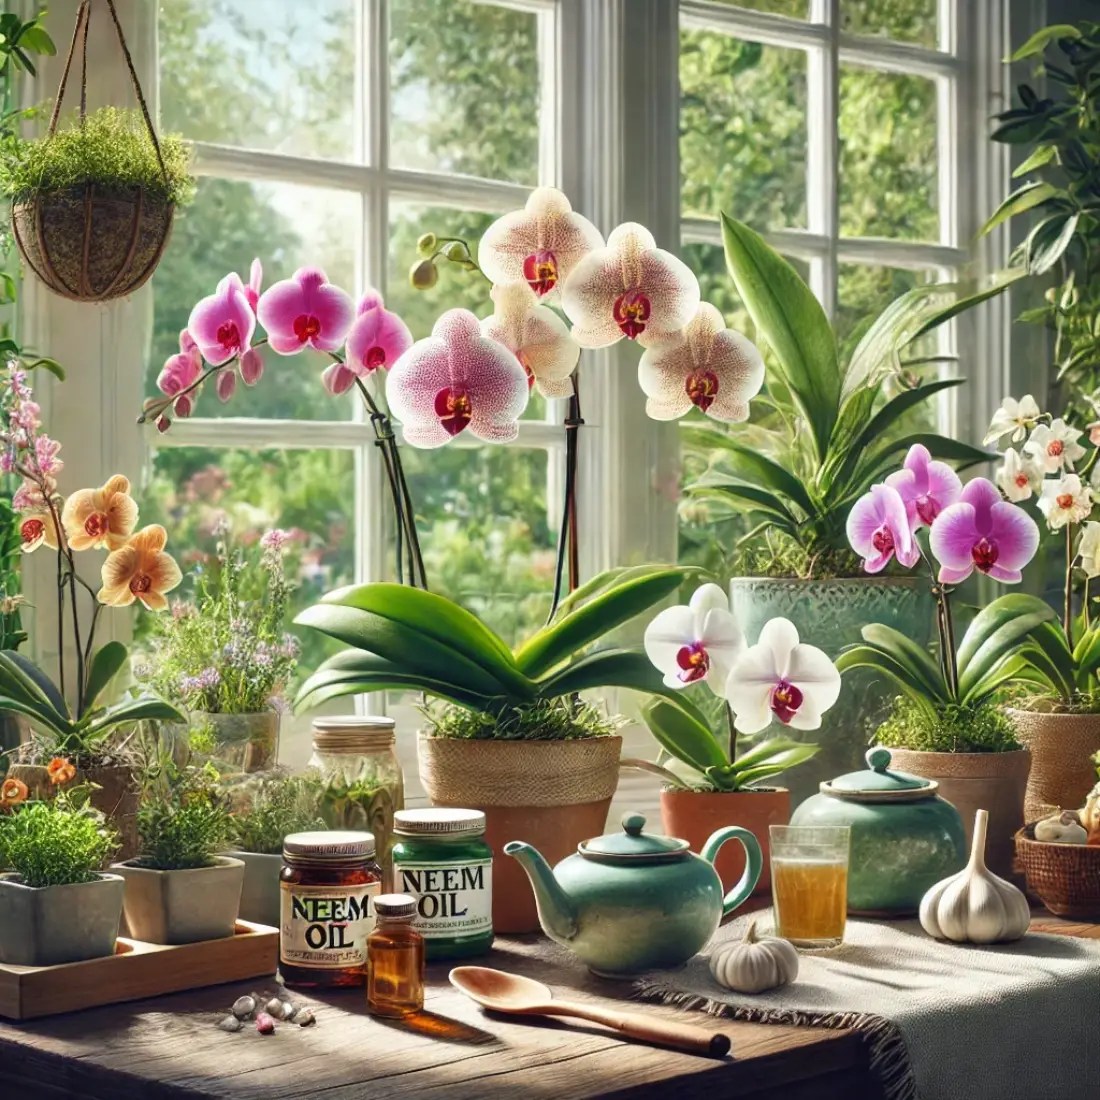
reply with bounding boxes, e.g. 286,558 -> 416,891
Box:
846,484 -> 920,573
884,443 -> 962,528
386,309 -> 529,447
257,266 -> 355,355
323,290 -> 414,396
187,274 -> 256,366
156,329 -> 204,417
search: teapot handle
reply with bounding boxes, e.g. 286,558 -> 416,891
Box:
701,826 -> 763,918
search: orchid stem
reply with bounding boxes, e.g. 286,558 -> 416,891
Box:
1066,522 -> 1075,646
547,375 -> 583,622
725,702 -> 737,764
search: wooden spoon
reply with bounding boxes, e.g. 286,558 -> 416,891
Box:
449,966 -> 731,1058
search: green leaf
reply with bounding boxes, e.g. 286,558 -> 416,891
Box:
906,268 -> 1029,342
835,644 -> 941,712
1008,24 -> 1082,61
26,357 -> 65,381
0,650 -> 69,718
1012,145 -> 1057,177
1028,212 -> 1079,275
85,696 -> 185,736
720,212 -> 839,462
854,433 -> 993,489
640,697 -> 728,774
0,695 -> 70,739
82,641 -> 129,714
16,25 -> 56,56
1073,625 -> 1100,678
978,181 -> 1057,237
957,595 -> 1058,699
861,624 -> 949,701
733,743 -> 821,787
515,569 -> 685,680
552,564 -> 709,621
686,484 -> 799,529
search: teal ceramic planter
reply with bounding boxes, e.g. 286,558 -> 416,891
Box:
792,747 -> 965,915
729,576 -> 933,806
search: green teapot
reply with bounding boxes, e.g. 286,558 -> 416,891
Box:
504,812 -> 762,977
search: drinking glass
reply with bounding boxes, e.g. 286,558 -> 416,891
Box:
769,825 -> 850,948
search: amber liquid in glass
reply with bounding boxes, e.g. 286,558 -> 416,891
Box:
367,918 -> 425,1017
772,857 -> 848,946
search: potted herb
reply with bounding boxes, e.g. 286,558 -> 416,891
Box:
112,761 -> 242,944
0,759 -> 123,965
294,566 -> 700,933
141,528 -> 298,774
225,772 -> 325,927
837,455 -> 1050,876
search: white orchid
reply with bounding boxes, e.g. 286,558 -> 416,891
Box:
724,618 -> 841,735
995,448 -> 1044,502
1078,522 -> 1100,578
1037,473 -> 1094,530
1024,419 -> 1087,473
984,395 -> 1042,445
643,583 -> 744,697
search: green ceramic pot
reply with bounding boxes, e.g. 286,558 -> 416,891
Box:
791,747 -> 966,915
729,576 -> 933,806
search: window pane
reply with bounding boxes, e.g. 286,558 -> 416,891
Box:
389,0 -> 540,184
149,178 -> 360,420
681,31 -> 807,229
839,66 -> 938,241
841,1 -> 938,49
158,0 -> 357,160
706,0 -> 809,14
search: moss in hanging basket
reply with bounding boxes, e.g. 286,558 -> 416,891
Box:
1,107 -> 195,303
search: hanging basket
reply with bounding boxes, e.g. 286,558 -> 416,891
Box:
10,0 -> 178,303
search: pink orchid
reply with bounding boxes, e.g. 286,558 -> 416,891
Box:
479,187 -> 604,300
239,346 -> 264,386
256,266 -> 354,355
561,223 -> 700,347
216,370 -> 237,403
637,303 -> 765,422
847,484 -> 920,573
386,309 -> 529,448
929,477 -> 1040,584
323,290 -> 413,396
33,435 -> 63,478
12,481 -> 47,513
157,328 -> 204,400
188,276 -> 256,366
885,443 -> 962,529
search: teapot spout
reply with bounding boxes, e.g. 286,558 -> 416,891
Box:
503,841 -> 578,943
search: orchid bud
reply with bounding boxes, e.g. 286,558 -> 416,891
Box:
444,241 -> 466,262
409,259 -> 438,290
155,415 -> 171,434
416,232 -> 437,257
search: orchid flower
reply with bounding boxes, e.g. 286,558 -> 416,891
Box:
996,448 -> 1043,503
884,443 -> 961,529
846,484 -> 920,573
984,395 -> 1041,445
98,525 -> 182,611
1024,419 -> 1086,473
386,309 -> 530,447
61,475 -> 138,552
322,290 -> 414,397
725,618 -> 841,734
929,477 -> 1039,584
561,222 -> 700,347
257,266 -> 355,355
636,302 -> 765,422
1078,522 -> 1100,579
479,282 -> 579,399
18,511 -> 59,553
478,186 -> 604,300
188,275 -> 256,366
643,583 -> 744,697
1038,473 -> 1093,531
157,329 -> 204,416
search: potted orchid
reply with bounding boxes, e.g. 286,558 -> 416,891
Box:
985,395 -> 1100,821
624,582 -> 839,897
836,444 -> 1052,876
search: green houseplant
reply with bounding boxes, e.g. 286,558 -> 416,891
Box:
294,565 -> 700,932
112,761 -> 243,945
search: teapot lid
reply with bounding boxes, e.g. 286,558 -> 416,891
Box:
578,812 -> 690,862
821,747 -> 938,802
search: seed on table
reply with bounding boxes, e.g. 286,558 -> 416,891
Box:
297,1008 -> 316,1027
217,1016 -> 242,1033
256,1012 -> 276,1034
232,995 -> 256,1019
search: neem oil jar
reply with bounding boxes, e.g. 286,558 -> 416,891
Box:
391,808 -> 493,960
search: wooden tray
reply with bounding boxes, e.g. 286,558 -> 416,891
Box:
0,920 -> 278,1020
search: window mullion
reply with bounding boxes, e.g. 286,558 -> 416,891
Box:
807,0 -> 839,320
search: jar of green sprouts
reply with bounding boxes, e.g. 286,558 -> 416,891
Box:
307,717 -> 404,885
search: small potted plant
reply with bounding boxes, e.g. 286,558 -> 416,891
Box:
0,759 -> 123,966
112,761 -> 243,944
225,772 -> 325,927
141,528 -> 298,774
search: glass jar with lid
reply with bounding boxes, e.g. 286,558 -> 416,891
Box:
308,716 -> 404,884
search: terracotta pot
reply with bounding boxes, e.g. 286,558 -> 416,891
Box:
659,787 -> 789,897
1006,708 -> 1100,822
418,733 -> 622,933
886,748 -> 1030,880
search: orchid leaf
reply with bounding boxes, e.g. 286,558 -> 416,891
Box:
860,624 -> 948,701
957,595 -> 1058,700
733,743 -> 820,787
0,694 -> 69,738
835,644 -> 942,712
0,650 -> 68,718
84,696 -> 184,737
640,697 -> 728,774
687,484 -> 800,530
82,641 -> 128,715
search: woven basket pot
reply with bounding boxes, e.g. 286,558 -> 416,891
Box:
1015,825 -> 1100,919
1006,708 -> 1100,823
418,733 -> 622,933
886,748 -> 1030,881
12,183 -> 174,303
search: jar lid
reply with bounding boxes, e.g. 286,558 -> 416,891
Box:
821,747 -> 938,803
373,893 -> 417,919
394,808 -> 485,836
312,715 -> 395,754
283,830 -> 375,860
578,812 -> 689,862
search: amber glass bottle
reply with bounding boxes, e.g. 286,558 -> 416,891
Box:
367,894 -> 424,1017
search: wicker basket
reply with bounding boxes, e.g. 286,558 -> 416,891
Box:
1015,825 -> 1100,919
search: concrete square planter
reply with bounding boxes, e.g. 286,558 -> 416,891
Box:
228,850 -> 282,928
0,873 -> 125,966
112,856 -> 244,945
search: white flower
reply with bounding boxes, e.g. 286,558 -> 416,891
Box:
1037,473 -> 1093,530
725,618 -> 841,735
1024,419 -> 1087,473
1078,522 -> 1100,578
995,448 -> 1044,502
643,583 -> 744,698
984,395 -> 1041,445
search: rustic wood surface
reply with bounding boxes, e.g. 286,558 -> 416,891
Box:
0,910 -> 1090,1100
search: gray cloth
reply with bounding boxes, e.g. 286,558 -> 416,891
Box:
633,913 -> 1100,1100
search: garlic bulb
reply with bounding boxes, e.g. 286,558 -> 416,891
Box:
919,808 -> 1030,944
709,921 -> 799,994
1034,810 -> 1087,845
1081,782 -> 1100,841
